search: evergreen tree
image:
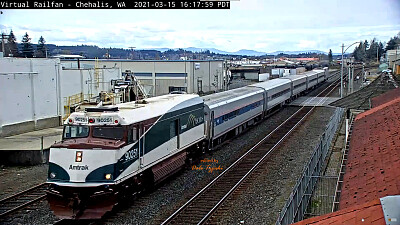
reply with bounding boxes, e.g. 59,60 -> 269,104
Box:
6,30 -> 19,57
378,42 -> 384,60
385,33 -> 400,51
367,38 -> 378,61
21,32 -> 34,58
328,49 -> 333,62
36,36 -> 46,58
353,42 -> 365,62
362,40 -> 369,61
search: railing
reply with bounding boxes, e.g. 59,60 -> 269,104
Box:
276,107 -> 344,225
132,75 -> 148,99
63,93 -> 94,120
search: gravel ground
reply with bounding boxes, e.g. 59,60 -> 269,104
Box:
0,164 -> 58,225
0,164 -> 48,200
212,107 -> 336,225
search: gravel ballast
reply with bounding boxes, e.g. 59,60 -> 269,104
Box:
212,107 -> 336,225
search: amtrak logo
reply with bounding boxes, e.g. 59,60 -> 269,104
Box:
69,165 -> 89,170
187,114 -> 203,128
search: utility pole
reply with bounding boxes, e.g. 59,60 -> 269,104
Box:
341,42 -> 360,97
362,64 -> 365,85
129,47 -> 135,59
351,61 -> 354,93
341,44 -> 344,98
348,65 -> 351,94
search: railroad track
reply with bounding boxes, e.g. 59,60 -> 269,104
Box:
0,183 -> 48,219
161,78 -> 340,225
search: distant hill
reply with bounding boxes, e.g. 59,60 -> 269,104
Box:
13,43 -> 338,58
142,47 -> 336,56
268,50 -> 328,55
142,47 -> 267,56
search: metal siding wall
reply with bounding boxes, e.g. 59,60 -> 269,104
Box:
155,79 -> 186,96
66,60 -> 224,96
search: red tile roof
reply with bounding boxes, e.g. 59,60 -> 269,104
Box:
292,96 -> 400,224
340,97 -> 400,209
292,199 -> 385,225
371,88 -> 400,108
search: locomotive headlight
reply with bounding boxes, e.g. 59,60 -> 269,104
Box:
75,151 -> 83,162
105,174 -> 112,180
50,172 -> 56,178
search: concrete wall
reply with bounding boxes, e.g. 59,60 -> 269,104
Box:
0,149 -> 49,165
0,58 -> 62,137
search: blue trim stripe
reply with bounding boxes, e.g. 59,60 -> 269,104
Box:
134,72 -> 152,77
214,100 -> 263,126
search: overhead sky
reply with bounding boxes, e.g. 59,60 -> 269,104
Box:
1,0 -> 399,53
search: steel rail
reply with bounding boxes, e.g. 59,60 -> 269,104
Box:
0,183 -> 48,218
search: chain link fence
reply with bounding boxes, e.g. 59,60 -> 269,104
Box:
276,107 -> 344,225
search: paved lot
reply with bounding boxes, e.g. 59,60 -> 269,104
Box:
0,127 -> 63,150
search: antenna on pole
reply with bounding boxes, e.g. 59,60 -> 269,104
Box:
129,47 -> 136,59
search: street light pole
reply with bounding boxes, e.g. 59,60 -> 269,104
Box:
340,41 -> 360,98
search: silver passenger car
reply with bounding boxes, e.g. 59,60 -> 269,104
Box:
203,86 -> 264,141
250,79 -> 291,111
279,75 -> 308,97
303,70 -> 319,89
314,69 -> 326,84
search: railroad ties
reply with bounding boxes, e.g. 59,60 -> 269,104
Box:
0,183 -> 48,222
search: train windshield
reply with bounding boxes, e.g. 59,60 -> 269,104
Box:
93,126 -> 124,140
63,125 -> 89,139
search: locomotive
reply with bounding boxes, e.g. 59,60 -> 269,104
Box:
46,68 -> 330,219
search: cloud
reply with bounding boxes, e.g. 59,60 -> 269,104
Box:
17,25 -> 54,32
1,3 -> 399,53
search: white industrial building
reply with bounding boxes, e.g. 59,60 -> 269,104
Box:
0,58 -> 226,137
62,59 -> 227,96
